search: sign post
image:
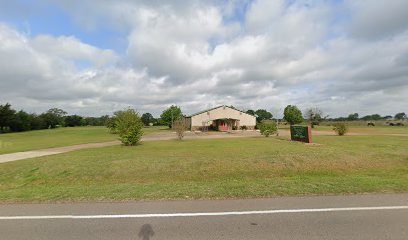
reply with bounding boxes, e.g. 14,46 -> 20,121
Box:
290,125 -> 312,143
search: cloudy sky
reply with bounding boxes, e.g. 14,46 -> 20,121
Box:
0,0 -> 407,117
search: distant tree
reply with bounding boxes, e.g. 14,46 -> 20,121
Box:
141,113 -> 154,126
304,107 -> 325,128
371,114 -> 382,120
106,117 -> 118,133
99,115 -> 110,126
30,114 -> 46,130
0,103 -> 16,132
160,105 -> 182,128
65,115 -> 84,127
115,108 -> 144,146
9,110 -> 32,132
394,112 -> 407,120
40,108 -> 67,128
84,117 -> 97,126
361,114 -> 382,121
330,116 -> 347,122
255,109 -> 273,123
283,105 -> 303,125
83,115 -> 109,126
347,113 -> 359,121
246,109 -> 256,116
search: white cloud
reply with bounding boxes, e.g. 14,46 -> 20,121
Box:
0,0 -> 407,117
346,0 -> 408,39
31,35 -> 118,67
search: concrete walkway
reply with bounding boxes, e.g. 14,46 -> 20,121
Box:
1,129 -> 406,164
0,131 -> 262,164
0,141 -> 121,164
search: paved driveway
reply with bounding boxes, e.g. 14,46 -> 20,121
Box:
0,130 -> 261,163
1,129 -> 406,164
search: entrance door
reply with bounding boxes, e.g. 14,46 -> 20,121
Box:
218,120 -> 229,131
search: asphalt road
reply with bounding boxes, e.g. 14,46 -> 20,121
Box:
0,193 -> 407,240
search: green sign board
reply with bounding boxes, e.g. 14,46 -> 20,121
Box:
290,125 -> 312,143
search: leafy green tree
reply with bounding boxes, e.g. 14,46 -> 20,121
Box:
246,109 -> 256,116
30,114 -> 46,130
371,114 -> 382,120
160,105 -> 182,128
83,115 -> 109,126
115,108 -> 144,146
304,107 -> 325,128
283,105 -> 303,125
255,109 -> 273,123
394,112 -> 406,120
40,108 -> 67,128
361,114 -> 382,121
99,115 -> 110,126
141,113 -> 154,126
347,113 -> 359,121
0,103 -> 16,132
65,115 -> 84,127
9,110 -> 32,132
84,117 -> 97,126
259,122 -> 277,137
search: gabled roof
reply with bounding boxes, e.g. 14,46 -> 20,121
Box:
187,105 -> 255,118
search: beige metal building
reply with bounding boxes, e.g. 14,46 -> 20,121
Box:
185,105 -> 256,131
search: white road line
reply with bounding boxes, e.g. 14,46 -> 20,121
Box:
1,206 -> 407,220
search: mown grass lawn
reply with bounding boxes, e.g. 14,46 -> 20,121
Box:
0,135 -> 407,202
311,125 -> 408,134
0,126 -> 169,154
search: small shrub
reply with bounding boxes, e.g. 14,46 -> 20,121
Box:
240,125 -> 247,130
115,109 -> 144,145
333,123 -> 348,136
259,122 -> 277,137
173,117 -> 187,140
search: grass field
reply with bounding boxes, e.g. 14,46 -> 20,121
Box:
0,126 -> 168,154
279,125 -> 408,134
0,135 -> 407,202
318,126 -> 408,134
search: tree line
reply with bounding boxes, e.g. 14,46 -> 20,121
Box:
0,103 -> 109,133
0,103 -> 182,134
327,112 -> 407,121
141,105 -> 182,127
144,105 -> 407,129
2,101 -> 406,134
245,106 -> 406,128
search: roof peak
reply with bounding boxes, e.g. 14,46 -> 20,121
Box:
188,105 -> 250,117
